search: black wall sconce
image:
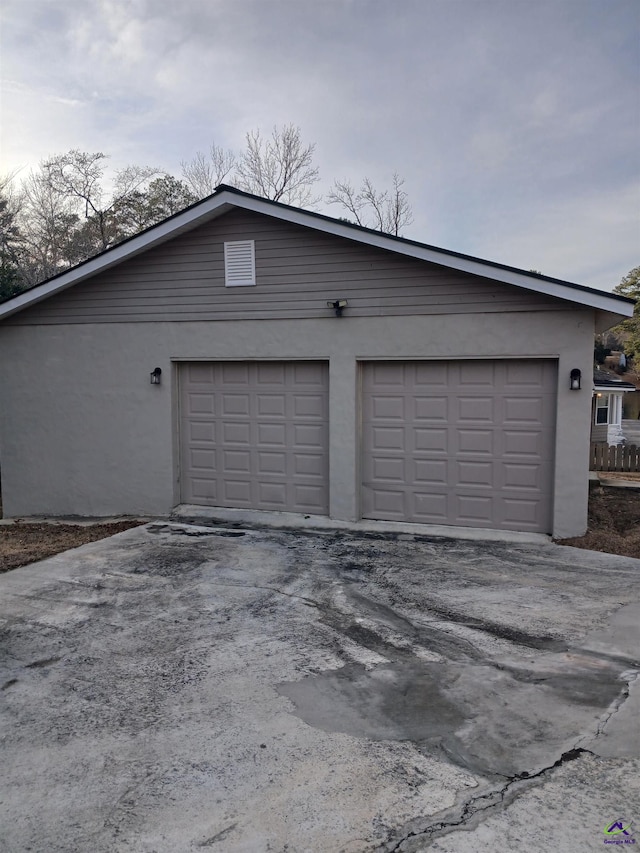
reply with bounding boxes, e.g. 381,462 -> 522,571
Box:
150,367 -> 162,385
327,299 -> 348,317
570,368 -> 581,390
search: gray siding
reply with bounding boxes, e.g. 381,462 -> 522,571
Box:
591,424 -> 608,443
7,210 -> 571,325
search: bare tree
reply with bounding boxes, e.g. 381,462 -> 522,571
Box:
327,173 -> 413,236
10,151 -> 160,285
181,125 -> 320,207
181,142 -> 236,199
18,167 -> 82,283
235,124 -> 320,206
42,150 -> 158,251
6,135 -> 414,293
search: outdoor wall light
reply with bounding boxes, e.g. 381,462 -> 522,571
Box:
570,368 -> 581,391
327,299 -> 348,317
150,367 -> 162,385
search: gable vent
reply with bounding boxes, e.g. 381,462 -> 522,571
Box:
224,240 -> 256,287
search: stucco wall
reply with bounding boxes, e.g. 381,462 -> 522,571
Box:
0,309 -> 594,537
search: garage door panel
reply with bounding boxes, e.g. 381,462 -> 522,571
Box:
222,450 -> 250,473
258,482 -> 287,506
190,449 -> 216,471
191,478 -> 217,500
502,430 -> 543,456
414,459 -> 447,484
294,454 -> 326,477
293,362 -> 326,383
456,429 -> 493,454
294,395 -> 325,417
188,363 -> 215,383
362,360 -> 556,532
224,480 -> 252,504
367,487 -> 405,516
505,361 -> 547,386
367,426 -> 405,450
414,396 -> 447,420
293,424 -> 325,447
502,498 -> 541,525
222,363 -> 250,383
456,460 -> 493,487
257,452 -> 287,474
369,363 -> 406,386
222,422 -> 251,444
222,394 -> 250,415
294,485 -> 327,510
189,422 -> 216,443
503,397 -> 543,423
181,362 -> 329,514
257,423 -> 286,445
458,362 -> 495,387
373,457 -> 405,482
257,363 -> 286,384
414,428 -> 447,452
457,397 -> 494,421
502,463 -> 541,489
257,394 -> 286,416
456,494 -> 494,523
415,362 -> 448,386
372,395 -> 405,419
412,491 -> 448,521
188,394 -> 216,414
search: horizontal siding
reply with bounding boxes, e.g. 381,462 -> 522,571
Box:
7,209 -> 572,325
591,424 -> 608,443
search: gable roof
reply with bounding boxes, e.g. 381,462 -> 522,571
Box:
0,184 -> 634,327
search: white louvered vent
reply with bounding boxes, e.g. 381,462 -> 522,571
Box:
224,240 -> 256,287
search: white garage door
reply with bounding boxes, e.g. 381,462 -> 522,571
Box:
180,361 -> 329,514
361,360 -> 557,532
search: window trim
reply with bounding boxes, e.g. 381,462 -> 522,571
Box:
594,393 -> 609,425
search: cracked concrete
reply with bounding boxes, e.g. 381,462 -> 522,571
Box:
1,522 -> 639,852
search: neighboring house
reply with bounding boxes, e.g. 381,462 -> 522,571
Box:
0,186 -> 633,538
592,369 -> 637,445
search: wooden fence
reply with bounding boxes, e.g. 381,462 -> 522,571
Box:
590,442 -> 640,472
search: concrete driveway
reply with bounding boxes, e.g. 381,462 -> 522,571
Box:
1,521 -> 639,852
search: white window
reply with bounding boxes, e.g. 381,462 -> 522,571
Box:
224,240 -> 256,287
595,393 -> 609,424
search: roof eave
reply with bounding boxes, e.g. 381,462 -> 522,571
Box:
593,384 -> 636,392
0,186 -> 634,322
0,197 -> 237,321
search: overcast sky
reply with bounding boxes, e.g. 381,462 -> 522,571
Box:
1,0 -> 638,291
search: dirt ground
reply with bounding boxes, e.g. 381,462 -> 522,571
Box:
0,521 -> 144,573
558,482 -> 640,557
0,482 -> 638,573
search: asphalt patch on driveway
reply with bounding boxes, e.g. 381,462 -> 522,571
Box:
278,595 -> 629,779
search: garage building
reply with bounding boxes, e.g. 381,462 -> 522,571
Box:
0,186 -> 632,537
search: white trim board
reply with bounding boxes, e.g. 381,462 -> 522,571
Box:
0,187 -> 633,323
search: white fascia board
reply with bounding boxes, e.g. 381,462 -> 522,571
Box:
593,384 -> 634,393
0,197 -> 233,320
0,188 -> 634,321
228,194 -> 634,317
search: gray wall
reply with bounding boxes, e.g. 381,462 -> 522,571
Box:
6,209 -> 572,325
0,310 -> 594,538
